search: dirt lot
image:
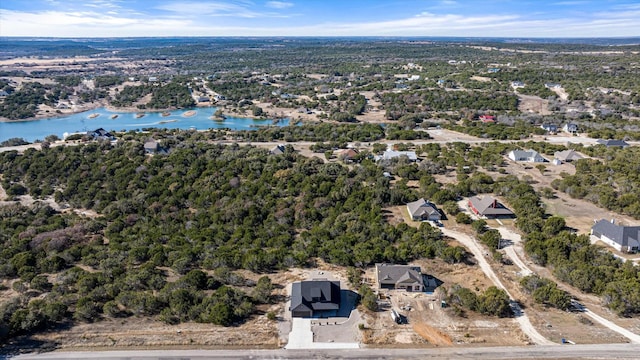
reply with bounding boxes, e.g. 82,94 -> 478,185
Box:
360,254 -> 525,348
518,94 -> 551,115
22,317 -> 279,351
498,158 -> 638,234
382,203 -> 637,346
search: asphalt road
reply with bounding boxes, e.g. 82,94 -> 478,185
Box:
8,343 -> 640,360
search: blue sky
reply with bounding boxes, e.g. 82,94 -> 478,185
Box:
0,0 -> 639,37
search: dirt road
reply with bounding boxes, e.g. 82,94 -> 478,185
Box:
440,228 -> 554,345
496,226 -> 640,344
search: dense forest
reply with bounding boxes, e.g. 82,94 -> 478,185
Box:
551,146 -> 640,219
1,37 -> 639,345
0,138 -> 464,341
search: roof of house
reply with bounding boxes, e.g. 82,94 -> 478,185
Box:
337,148 -> 359,159
509,149 -> 545,161
554,150 -> 583,161
468,196 -> 514,216
88,128 -> 114,139
144,140 -> 159,150
597,139 -> 629,147
290,280 -> 341,312
406,198 -> 440,218
592,219 -> 640,247
541,124 -> 558,131
270,144 -> 286,155
378,150 -> 418,161
376,264 -> 423,286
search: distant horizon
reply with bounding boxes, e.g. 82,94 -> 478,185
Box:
2,35 -> 640,39
1,1 -> 639,38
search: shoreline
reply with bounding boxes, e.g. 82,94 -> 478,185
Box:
0,102 -> 218,123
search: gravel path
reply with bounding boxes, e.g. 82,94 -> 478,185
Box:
441,227 -> 555,345
497,226 -> 640,344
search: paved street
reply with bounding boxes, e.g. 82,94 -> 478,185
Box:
9,343 -> 640,359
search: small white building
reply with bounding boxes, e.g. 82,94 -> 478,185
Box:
508,149 -> 546,163
376,150 -> 418,162
563,123 -> 578,134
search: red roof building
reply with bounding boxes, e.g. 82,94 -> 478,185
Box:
479,115 -> 496,123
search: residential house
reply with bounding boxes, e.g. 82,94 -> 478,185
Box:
280,93 -> 297,100
545,83 -> 561,89
87,128 -> 115,141
375,264 -> 424,292
508,149 -> 546,163
290,280 -> 341,318
0,90 -> 9,97
406,198 -> 442,221
487,68 -> 501,73
270,144 -> 286,155
479,115 -> 496,123
540,124 -> 558,134
197,96 -> 210,103
596,139 -> 629,148
553,150 -> 583,163
468,196 -> 514,218
511,81 -> 525,87
336,148 -> 359,162
563,123 -> 578,134
144,140 -> 160,154
376,150 -> 418,162
148,76 -> 158,82
591,219 -> 640,253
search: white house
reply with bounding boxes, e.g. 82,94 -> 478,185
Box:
591,219 -> 640,253
508,149 -> 546,163
563,123 -> 578,134
376,150 -> 418,162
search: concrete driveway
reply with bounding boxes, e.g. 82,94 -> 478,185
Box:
285,317 -> 359,349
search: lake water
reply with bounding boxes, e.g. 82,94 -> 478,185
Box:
0,107 -> 289,142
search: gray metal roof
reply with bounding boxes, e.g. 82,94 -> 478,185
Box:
597,139 -> 629,147
592,219 -> 640,247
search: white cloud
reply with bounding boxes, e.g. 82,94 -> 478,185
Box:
552,1 -> 590,5
266,1 -> 293,9
0,2 -> 638,38
155,1 -> 291,18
